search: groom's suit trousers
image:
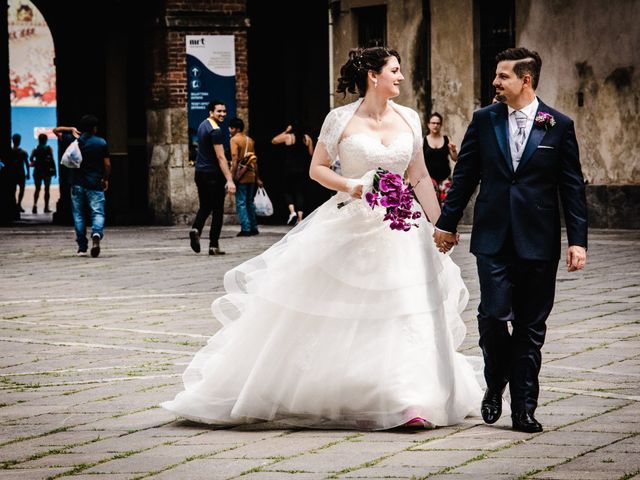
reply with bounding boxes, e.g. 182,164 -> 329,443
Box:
475,236 -> 558,412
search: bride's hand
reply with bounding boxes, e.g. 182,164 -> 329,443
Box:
350,184 -> 363,199
345,178 -> 363,199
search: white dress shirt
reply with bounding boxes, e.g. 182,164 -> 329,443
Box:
508,97 -> 538,170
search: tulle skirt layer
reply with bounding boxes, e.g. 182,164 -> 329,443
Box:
162,193 -> 483,430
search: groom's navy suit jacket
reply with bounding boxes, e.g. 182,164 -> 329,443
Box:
436,99 -> 588,261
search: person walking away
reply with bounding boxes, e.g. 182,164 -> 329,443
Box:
229,117 -> 262,237
9,134 -> 30,213
30,133 -> 56,213
271,122 -> 314,225
53,116 -> 111,257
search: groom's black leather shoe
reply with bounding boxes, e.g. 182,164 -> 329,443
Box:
481,388 -> 504,424
511,410 -> 543,433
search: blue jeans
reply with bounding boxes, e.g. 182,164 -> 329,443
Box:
71,185 -> 105,251
235,182 -> 258,232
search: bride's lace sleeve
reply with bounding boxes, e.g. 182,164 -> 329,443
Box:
317,109 -> 341,164
317,101 -> 362,166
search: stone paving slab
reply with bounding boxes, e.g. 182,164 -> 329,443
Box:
1,224 -> 639,479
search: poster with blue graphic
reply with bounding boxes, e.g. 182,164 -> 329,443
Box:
186,35 -> 236,162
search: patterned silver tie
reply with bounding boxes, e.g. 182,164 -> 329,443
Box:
514,110 -> 527,152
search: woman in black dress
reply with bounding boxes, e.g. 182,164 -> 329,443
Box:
423,112 -> 457,205
271,122 -> 314,225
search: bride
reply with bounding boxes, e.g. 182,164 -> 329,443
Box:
162,46 -> 483,430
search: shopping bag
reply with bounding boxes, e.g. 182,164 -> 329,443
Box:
61,139 -> 83,168
254,186 -> 274,217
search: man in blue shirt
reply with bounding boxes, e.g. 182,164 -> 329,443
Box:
189,99 -> 236,255
54,115 -> 111,257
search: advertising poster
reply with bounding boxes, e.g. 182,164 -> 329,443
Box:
8,0 -> 58,186
186,35 -> 236,161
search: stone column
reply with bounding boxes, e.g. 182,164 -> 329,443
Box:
146,1 -> 248,225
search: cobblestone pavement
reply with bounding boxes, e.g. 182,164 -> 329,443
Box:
1,223 -> 639,480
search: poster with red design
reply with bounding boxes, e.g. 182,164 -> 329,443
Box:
8,0 -> 58,187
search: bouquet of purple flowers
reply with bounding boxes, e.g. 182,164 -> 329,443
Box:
338,168 -> 421,231
365,168 -> 422,231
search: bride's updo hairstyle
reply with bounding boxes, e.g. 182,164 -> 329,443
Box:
336,46 -> 401,98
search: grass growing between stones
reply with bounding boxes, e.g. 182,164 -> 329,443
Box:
0,434 -> 105,469
127,431 -> 313,479
110,404 -> 159,419
510,420 -> 638,479
44,435 -> 179,480
46,447 -> 147,480
618,469 -> 640,480
0,426 -> 69,448
128,451 -> 228,480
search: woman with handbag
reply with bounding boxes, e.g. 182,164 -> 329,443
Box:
30,133 -> 56,213
229,117 -> 262,236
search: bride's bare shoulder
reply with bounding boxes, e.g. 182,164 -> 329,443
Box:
389,101 -> 419,119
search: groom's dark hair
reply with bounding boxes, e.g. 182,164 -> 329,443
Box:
496,47 -> 542,90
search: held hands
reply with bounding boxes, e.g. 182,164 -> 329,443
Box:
566,245 -> 587,272
433,229 -> 459,253
226,180 -> 236,194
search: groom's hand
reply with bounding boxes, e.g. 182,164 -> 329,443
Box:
566,245 -> 587,272
433,229 -> 458,253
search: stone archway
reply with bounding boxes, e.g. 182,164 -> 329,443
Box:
8,0 -> 58,218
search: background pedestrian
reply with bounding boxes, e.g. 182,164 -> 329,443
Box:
271,122 -> 314,226
229,117 -> 261,237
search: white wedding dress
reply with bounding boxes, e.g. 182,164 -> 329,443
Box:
162,119 -> 483,430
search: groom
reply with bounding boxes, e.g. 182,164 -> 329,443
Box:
433,47 -> 588,433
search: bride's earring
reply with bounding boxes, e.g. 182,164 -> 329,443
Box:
373,79 -> 378,88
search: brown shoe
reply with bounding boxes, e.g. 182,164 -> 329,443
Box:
90,235 -> 101,258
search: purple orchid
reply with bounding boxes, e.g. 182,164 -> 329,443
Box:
338,168 -> 421,231
369,167 -> 421,231
534,112 -> 556,130
365,191 -> 379,209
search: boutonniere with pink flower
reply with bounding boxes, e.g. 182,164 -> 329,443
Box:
534,112 -> 556,130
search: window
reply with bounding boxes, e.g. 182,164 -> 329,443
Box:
478,0 -> 515,106
356,5 -> 386,47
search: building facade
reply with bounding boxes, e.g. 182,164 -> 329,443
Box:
332,0 -> 640,228
1,0 -> 637,228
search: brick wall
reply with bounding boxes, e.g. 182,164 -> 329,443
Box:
147,0 -> 248,112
